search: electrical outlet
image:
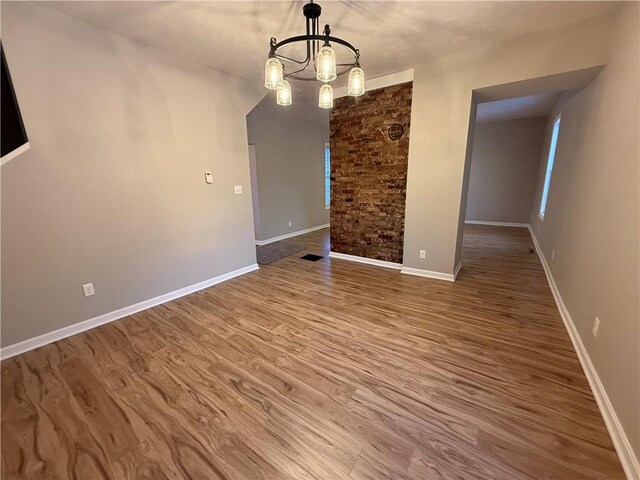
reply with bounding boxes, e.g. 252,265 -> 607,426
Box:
288,221 -> 292,227
419,250 -> 426,259
234,185 -> 243,194
552,249 -> 555,260
82,283 -> 95,297
592,317 -> 600,337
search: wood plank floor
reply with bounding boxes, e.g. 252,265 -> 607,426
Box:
1,225 -> 625,479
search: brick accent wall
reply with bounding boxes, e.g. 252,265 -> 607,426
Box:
329,82 -> 412,264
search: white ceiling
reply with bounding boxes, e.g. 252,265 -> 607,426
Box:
476,92 -> 563,124
42,1 -> 619,121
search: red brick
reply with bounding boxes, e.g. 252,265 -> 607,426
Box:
329,82 -> 412,264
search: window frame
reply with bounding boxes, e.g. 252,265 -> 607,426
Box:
539,114 -> 561,221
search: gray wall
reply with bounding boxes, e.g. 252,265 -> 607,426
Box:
246,102 -> 329,241
529,3 -> 639,458
465,117 -> 546,224
1,2 -> 262,347
404,12 -> 613,276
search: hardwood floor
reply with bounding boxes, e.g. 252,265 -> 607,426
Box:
1,225 -> 625,479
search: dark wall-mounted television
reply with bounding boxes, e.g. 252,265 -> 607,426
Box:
1,44 -> 29,159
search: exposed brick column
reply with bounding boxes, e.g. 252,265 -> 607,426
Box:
329,82 -> 412,264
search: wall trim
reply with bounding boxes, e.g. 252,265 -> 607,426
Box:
3,220 -> 635,478
465,219 -> 529,228
454,261 -> 463,279
329,252 -> 458,281
400,266 -> 455,282
334,68 -> 414,98
528,225 -> 639,480
329,251 -> 402,270
0,263 -> 260,361
256,224 -> 329,246
1,141 -> 31,166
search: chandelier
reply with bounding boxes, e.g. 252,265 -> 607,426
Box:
264,1 -> 365,108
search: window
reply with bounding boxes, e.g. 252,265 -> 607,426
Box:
324,142 -> 331,209
539,115 -> 561,220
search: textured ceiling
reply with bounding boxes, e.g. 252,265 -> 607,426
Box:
476,92 -> 563,124
42,1 -> 619,121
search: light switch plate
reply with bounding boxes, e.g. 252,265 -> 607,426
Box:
205,172 -> 213,184
234,185 -> 243,194
592,317 -> 600,337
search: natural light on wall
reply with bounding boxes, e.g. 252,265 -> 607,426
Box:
539,114 -> 561,219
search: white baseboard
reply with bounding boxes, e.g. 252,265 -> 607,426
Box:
400,266 -> 455,281
465,220 -> 529,228
0,264 -> 260,361
528,226 -> 639,480
329,252 -> 458,281
454,261 -> 463,279
256,224 -> 329,246
329,251 -> 402,270
1,142 -> 31,166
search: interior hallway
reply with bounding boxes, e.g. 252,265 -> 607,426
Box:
1,226 -> 624,479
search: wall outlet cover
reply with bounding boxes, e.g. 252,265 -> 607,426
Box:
234,185 -> 243,194
419,250 -> 426,259
82,283 -> 95,297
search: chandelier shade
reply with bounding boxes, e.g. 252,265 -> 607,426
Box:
277,80 -> 292,106
318,84 -> 333,109
264,57 -> 283,90
316,45 -> 337,82
347,66 -> 365,97
263,1 -> 364,108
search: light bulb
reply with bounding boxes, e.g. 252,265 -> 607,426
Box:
316,45 -> 337,82
347,66 -> 365,97
318,84 -> 333,109
264,57 -> 283,90
277,80 -> 292,106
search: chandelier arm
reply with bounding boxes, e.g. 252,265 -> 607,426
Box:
283,64 -> 311,79
313,47 -> 318,74
312,19 -> 318,74
305,17 -> 312,65
285,64 -> 355,81
283,57 -> 312,78
310,17 -> 314,62
313,17 -> 319,63
274,53 -> 308,64
271,18 -> 313,65
273,35 -> 359,59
